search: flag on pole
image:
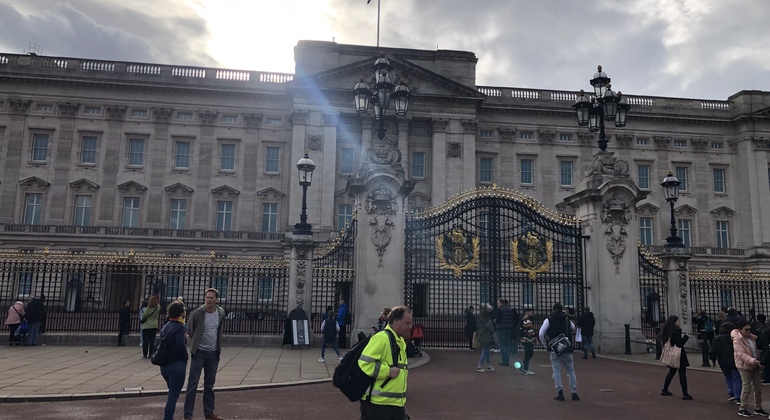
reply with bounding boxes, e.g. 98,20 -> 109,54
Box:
368,0 -> 380,47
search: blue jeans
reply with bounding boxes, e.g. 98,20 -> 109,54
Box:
549,351 -> 577,393
184,350 -> 219,418
497,330 -> 512,364
478,347 -> 490,366
321,337 -> 340,358
26,322 -> 41,345
161,360 -> 187,420
582,335 -> 595,357
720,366 -> 742,398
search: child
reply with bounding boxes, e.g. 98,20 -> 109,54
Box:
319,310 -> 341,363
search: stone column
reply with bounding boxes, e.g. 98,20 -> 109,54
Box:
48,102 -> 80,224
287,234 -> 315,314
661,249 -> 693,329
0,99 -> 30,223
430,118 -> 448,204
288,110 -> 309,233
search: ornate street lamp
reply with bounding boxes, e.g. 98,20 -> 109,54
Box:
293,151 -> 316,236
353,53 -> 411,140
661,170 -> 684,248
573,66 -> 630,152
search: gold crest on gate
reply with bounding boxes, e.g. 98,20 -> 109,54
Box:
511,231 -> 553,280
436,227 -> 480,278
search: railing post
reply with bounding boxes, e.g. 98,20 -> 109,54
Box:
655,326 -> 662,360
624,324 -> 631,355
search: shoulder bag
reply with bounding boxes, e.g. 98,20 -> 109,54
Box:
548,318 -> 574,356
140,307 -> 157,324
660,341 -> 681,369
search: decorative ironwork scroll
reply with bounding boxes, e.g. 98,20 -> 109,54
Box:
436,227 -> 480,278
511,230 -> 553,280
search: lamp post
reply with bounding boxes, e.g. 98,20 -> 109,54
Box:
661,170 -> 684,248
353,54 -> 411,140
573,66 -> 631,152
293,151 -> 316,236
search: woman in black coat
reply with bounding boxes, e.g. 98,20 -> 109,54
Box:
710,321 -> 741,401
465,306 -> 477,351
118,299 -> 131,347
660,315 -> 693,400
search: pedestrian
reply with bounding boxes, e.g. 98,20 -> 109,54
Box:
693,310 -> 715,367
520,307 -> 536,375
710,321 -> 741,403
495,298 -> 515,366
25,296 -> 45,346
539,302 -> 579,401
159,300 -> 188,420
6,301 -> 25,346
464,305 -> 476,351
358,305 -> 412,420
378,307 -> 391,331
183,288 -> 226,420
319,309 -> 341,363
118,298 -> 131,347
476,305 -> 495,372
139,299 -> 148,347
578,307 -> 596,359
725,307 -> 744,327
732,319 -> 768,417
658,315 -> 693,400
337,299 -> 349,348
717,306 -> 728,331
141,296 -> 160,358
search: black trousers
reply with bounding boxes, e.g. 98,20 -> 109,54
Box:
142,328 -> 157,357
118,328 -> 129,345
663,366 -> 688,395
339,326 -> 347,348
360,400 -> 408,420
8,323 -> 21,343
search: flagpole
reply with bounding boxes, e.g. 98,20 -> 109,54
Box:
377,0 -> 381,47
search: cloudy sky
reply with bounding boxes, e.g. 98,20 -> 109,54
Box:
1,0 -> 768,100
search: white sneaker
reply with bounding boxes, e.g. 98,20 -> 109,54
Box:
526,370 -> 535,376
318,357 -> 325,363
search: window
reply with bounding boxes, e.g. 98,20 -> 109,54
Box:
216,201 -> 233,231
523,283 -> 534,307
480,281 -> 491,306
340,148 -> 355,175
479,157 -> 493,183
338,204 -> 353,230
177,112 -> 193,120
122,197 -> 140,228
678,219 -> 691,247
711,142 -> 724,150
563,284 -> 575,307
713,168 -> 725,193
266,146 -> 280,173
411,123 -> 426,134
212,276 -> 228,300
560,161 -> 573,186
262,203 -> 278,233
559,134 -> 573,142
84,106 -> 100,115
36,104 -> 53,112
24,193 -> 43,225
169,199 -> 187,229
175,141 -> 191,169
639,217 -> 653,246
32,134 -> 48,161
131,109 -> 148,118
520,158 -> 533,184
716,221 -> 729,248
720,289 -> 733,309
675,167 -> 688,191
165,275 -> 180,301
74,195 -> 92,226
636,138 -> 649,146
81,136 -> 97,164
520,132 -> 533,140
637,165 -> 650,189
674,140 -> 687,148
266,118 -> 282,127
412,152 -> 425,178
479,212 -> 489,238
220,144 -> 235,171
258,277 -> 274,301
18,272 -> 33,299
128,138 -> 144,166
222,115 -> 238,123
479,130 -> 493,138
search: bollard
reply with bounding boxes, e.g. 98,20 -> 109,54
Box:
655,326 -> 662,360
624,324 -> 631,355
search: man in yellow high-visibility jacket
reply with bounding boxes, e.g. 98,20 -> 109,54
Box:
358,305 -> 412,419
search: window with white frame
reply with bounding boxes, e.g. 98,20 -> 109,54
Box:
479,157 -> 493,183
258,277 -> 274,301
411,123 -> 426,134
711,142 -> 724,150
675,166 -> 688,191
220,144 -> 235,171
673,140 -> 687,148
216,201 -> 233,231
18,272 -> 33,299
266,146 -> 280,173
338,204 -> 353,230
24,193 -> 43,225
479,212 -> 489,238
128,138 -> 144,166
266,118 -> 282,127
559,134 -> 573,142
522,283 -> 534,307
412,152 -> 425,178
520,132 -> 533,140
131,109 -> 148,118
340,148 -> 355,175
80,136 -> 97,164
74,195 -> 92,226
479,130 -> 493,138
678,219 -> 691,247
84,106 -> 100,115
32,134 -> 49,162
36,104 -> 53,112
560,161 -> 573,186
262,203 -> 278,233
713,168 -> 726,193
169,199 -> 187,229
637,164 -> 650,189
212,276 -> 228,299
222,115 -> 238,123
639,217 -> 653,246
175,141 -> 191,169
165,275 -> 180,301
636,138 -> 649,146
520,158 -> 533,184
177,112 -> 193,120
716,220 -> 729,248
122,197 -> 140,228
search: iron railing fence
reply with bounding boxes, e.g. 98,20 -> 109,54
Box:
311,219 -> 356,334
638,247 -> 667,340
0,249 -> 289,334
690,269 -> 770,327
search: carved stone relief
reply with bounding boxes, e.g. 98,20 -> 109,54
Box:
323,113 -> 338,127
200,111 -> 218,125
295,249 -> 307,309
447,143 -> 462,158
653,136 -> 671,150
752,137 -> 770,150
106,106 -> 126,120
616,134 -> 633,148
691,138 -> 708,151
8,99 -> 30,114
397,118 -> 410,132
538,130 -> 556,144
461,119 -> 477,134
678,260 -> 689,325
728,139 -> 739,152
292,110 -> 308,125
499,128 -> 515,141
58,102 -> 79,117
153,108 -> 172,123
243,113 -> 262,128
431,118 -> 449,134
600,194 -> 632,272
366,184 -> 399,267
580,151 -> 629,179
578,132 -> 595,146
307,134 -> 323,151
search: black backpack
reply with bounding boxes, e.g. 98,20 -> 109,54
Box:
333,329 -> 398,402
151,323 -> 179,366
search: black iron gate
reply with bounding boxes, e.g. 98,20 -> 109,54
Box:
311,219 -> 356,334
638,246 -> 667,340
404,186 -> 584,348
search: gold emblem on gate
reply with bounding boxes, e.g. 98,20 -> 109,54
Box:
511,230 -> 553,280
436,227 -> 480,278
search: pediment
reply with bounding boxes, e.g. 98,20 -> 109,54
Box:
117,181 -> 147,194
635,203 -> 660,217
710,206 -> 735,218
288,55 -> 485,103
256,187 -> 285,199
211,185 -> 240,198
334,188 -> 350,199
165,183 -> 194,196
69,178 -> 100,192
408,192 -> 432,208
675,204 -> 698,217
19,176 -> 51,190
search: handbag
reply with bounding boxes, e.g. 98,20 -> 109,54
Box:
472,331 -> 479,350
575,327 -> 583,343
660,341 -> 682,369
151,335 -> 170,366
15,319 -> 29,337
548,318 -> 574,356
